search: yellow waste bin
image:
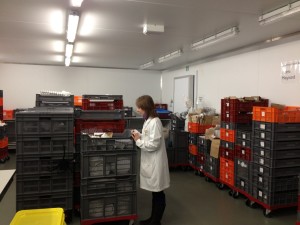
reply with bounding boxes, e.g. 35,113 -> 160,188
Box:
10,208 -> 65,225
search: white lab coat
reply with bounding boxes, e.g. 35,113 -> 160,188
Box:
135,117 -> 170,192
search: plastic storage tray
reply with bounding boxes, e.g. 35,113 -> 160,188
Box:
220,128 -> 236,142
220,140 -> 235,150
252,185 -> 297,205
253,138 -> 300,150
10,208 -> 65,225
80,131 -> 135,153
236,138 -> 251,148
221,98 -> 268,112
36,94 -> 74,107
166,147 -> 175,166
253,146 -> 300,159
74,109 -> 124,120
174,148 -> 188,165
204,153 -> 219,178
235,176 -> 251,193
16,191 -> 72,211
17,173 -> 73,195
219,146 -> 235,160
235,158 -> 250,180
170,114 -> 185,130
252,173 -> 298,192
236,129 -> 252,140
0,125 -> 7,139
16,154 -> 74,175
252,163 -> 300,177
253,121 -> 300,132
81,177 -> 136,196
253,155 -> 300,168
235,144 -> 251,161
75,120 -> 126,134
253,130 -> 300,141
189,133 -> 199,145
81,152 -> 137,178
80,191 -> 136,220
197,136 -> 211,154
16,108 -> 74,135
16,135 -> 73,155
82,95 -> 123,110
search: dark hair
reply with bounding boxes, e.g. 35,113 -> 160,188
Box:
136,95 -> 158,118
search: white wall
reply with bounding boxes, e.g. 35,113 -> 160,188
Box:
162,40 -> 300,113
0,64 -> 162,109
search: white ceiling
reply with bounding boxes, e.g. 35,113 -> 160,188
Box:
1,0 -> 300,71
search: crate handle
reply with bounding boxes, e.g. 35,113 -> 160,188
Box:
39,117 -> 51,121
39,195 -> 52,198
42,101 -> 69,104
89,99 -> 114,103
40,175 -> 51,179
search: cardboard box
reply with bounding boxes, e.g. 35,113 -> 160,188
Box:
210,139 -> 220,159
201,115 -> 214,125
212,116 -> 220,126
205,127 -> 215,140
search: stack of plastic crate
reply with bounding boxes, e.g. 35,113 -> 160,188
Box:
200,136 -> 219,181
297,176 -> 300,225
234,128 -> 252,194
35,93 -> 74,107
15,107 -> 74,221
74,95 -> 126,214
167,114 -> 189,168
3,110 -> 16,150
188,122 -> 212,172
0,122 -> 9,163
251,106 -> 300,216
220,97 -> 268,189
80,130 -> 137,225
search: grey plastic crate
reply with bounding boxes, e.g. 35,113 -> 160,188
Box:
253,155 -> 300,168
236,129 -> 252,141
253,121 -> 300,132
36,94 -> 74,107
4,120 -> 15,143
235,176 -> 251,193
204,153 -> 219,178
16,191 -> 72,211
0,125 -> 7,139
16,135 -> 74,155
252,173 -> 298,192
81,152 -> 137,178
166,148 -> 175,166
81,177 -> 136,196
253,138 -> 300,150
252,163 -> 300,177
170,114 -> 185,130
169,130 -> 189,148
16,108 -> 74,135
220,140 -> 234,150
16,154 -> 73,175
188,153 -> 197,166
235,158 -> 250,180
80,191 -> 136,220
252,185 -> 297,206
253,146 -> 300,159
75,109 -> 124,120
236,138 -> 251,148
81,131 -> 135,153
17,173 -> 73,195
253,130 -> 300,141
197,136 -> 211,154
221,122 -> 251,130
189,133 -> 198,145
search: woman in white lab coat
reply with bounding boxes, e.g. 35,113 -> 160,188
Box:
131,95 -> 170,225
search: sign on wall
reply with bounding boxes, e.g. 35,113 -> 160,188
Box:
280,60 -> 300,84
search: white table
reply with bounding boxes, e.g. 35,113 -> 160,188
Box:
0,169 -> 16,201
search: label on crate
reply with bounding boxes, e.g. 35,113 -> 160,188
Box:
242,149 -> 245,155
225,173 -> 228,179
259,158 -> 264,165
261,111 -> 266,117
259,176 -> 263,183
242,134 -> 246,139
260,132 -> 265,139
226,151 -> 229,156
259,167 -> 264,173
226,143 -> 229,148
242,141 -> 246,146
226,124 -> 229,129
210,166 -> 213,171
260,124 -> 266,130
259,190 -> 263,197
241,180 -> 245,187
260,150 -> 264,156
226,132 -> 229,137
200,165 -> 203,170
226,102 -> 229,107
260,141 -> 265,147
226,162 -> 229,167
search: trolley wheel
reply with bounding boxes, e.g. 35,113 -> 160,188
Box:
228,189 -> 234,196
198,171 -> 204,177
0,158 -> 5,163
6,156 -> 10,161
194,170 -> 199,176
217,183 -> 224,190
205,176 -> 210,182
181,166 -> 188,171
263,209 -> 272,218
233,191 -> 239,199
245,199 -> 258,208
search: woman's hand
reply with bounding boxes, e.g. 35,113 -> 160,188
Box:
131,130 -> 141,141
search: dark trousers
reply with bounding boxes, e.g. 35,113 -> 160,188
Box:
152,191 -> 166,206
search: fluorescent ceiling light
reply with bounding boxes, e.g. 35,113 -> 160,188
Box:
65,57 -> 71,67
143,24 -> 164,35
65,43 -> 74,57
67,11 -> 80,42
140,61 -> 154,69
71,0 -> 84,7
259,1 -> 300,25
158,50 -> 182,63
191,27 -> 239,50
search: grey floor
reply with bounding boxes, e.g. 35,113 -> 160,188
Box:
0,153 -> 297,225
